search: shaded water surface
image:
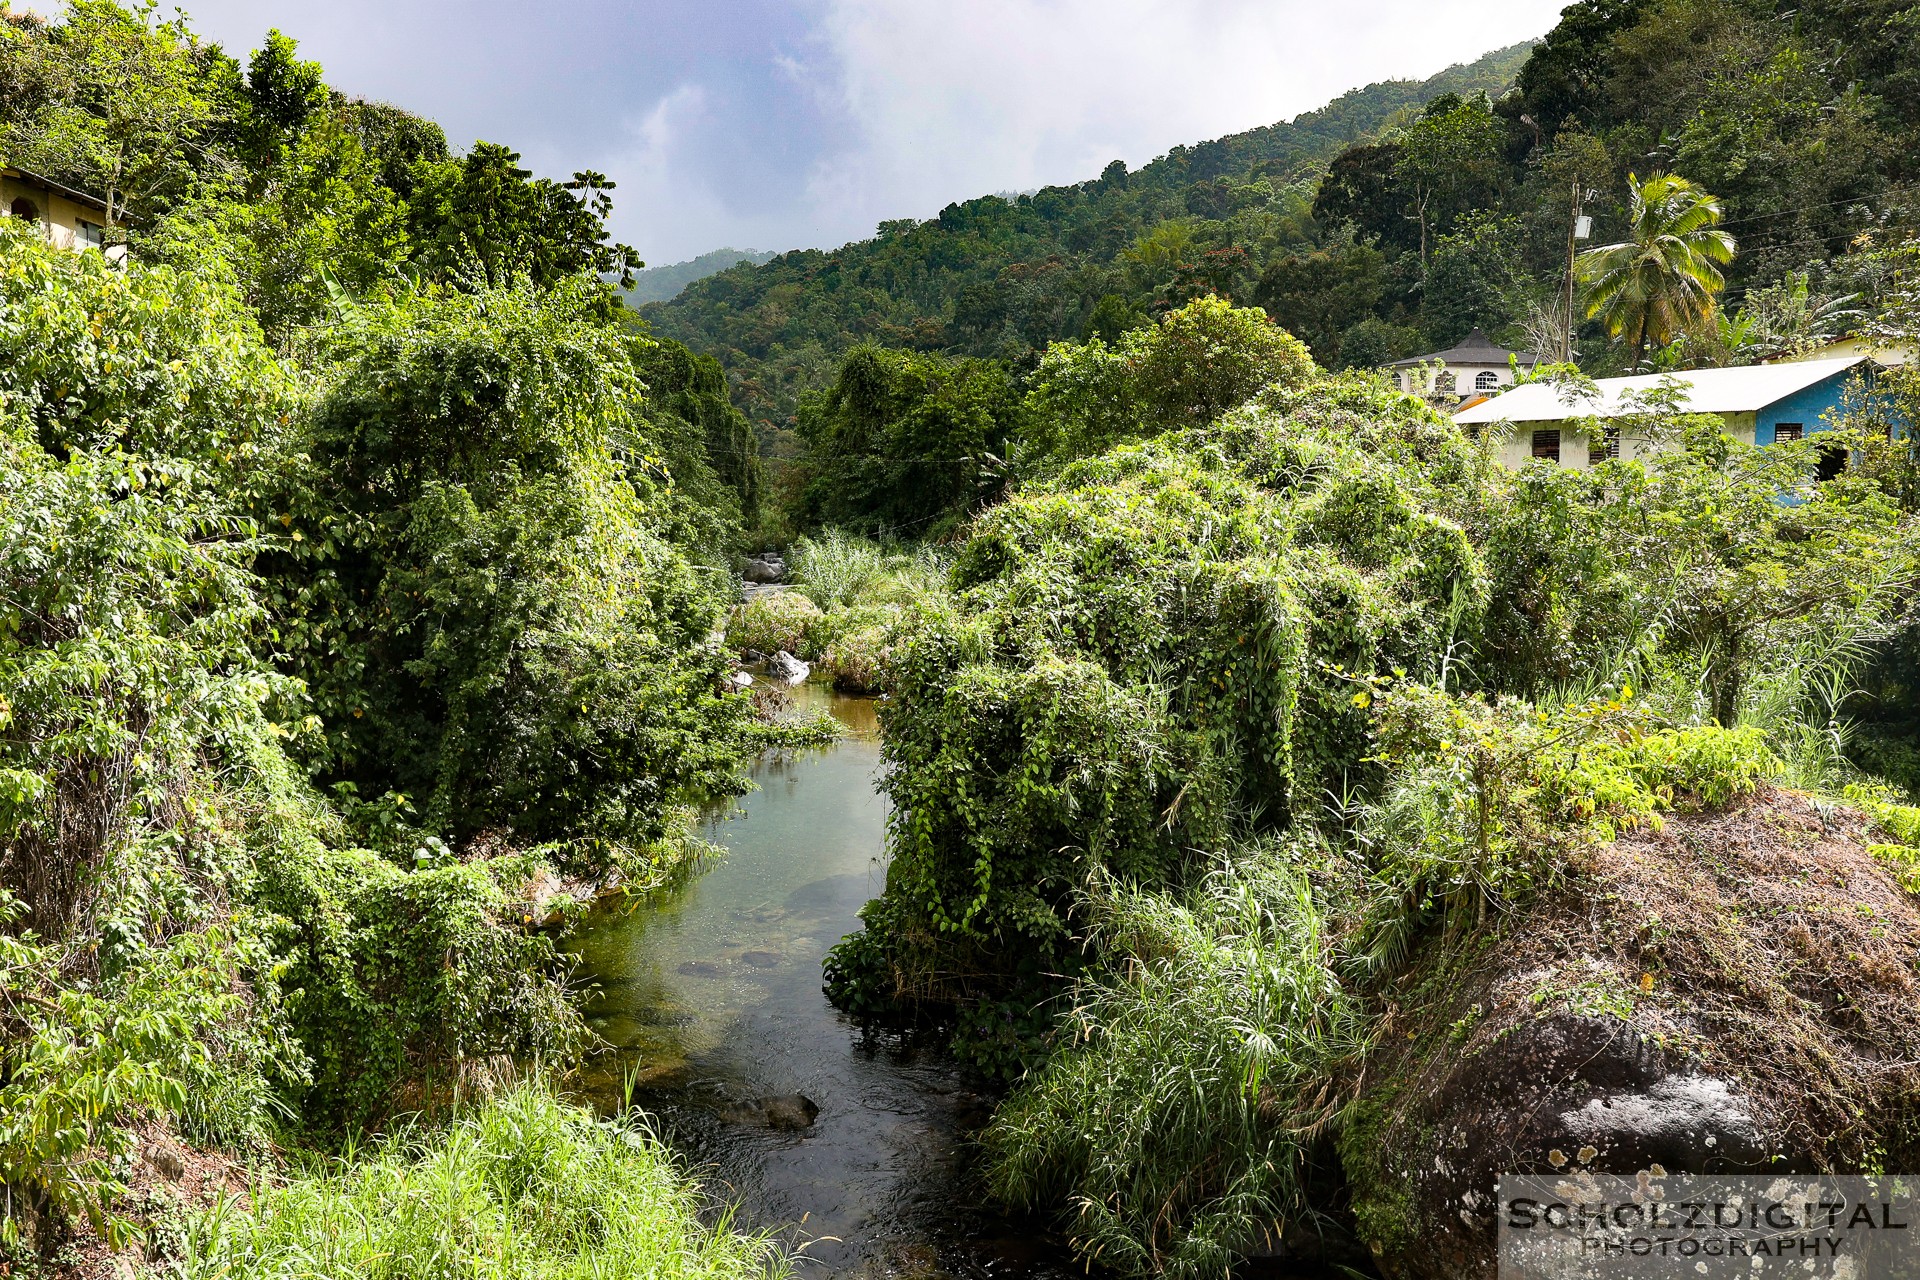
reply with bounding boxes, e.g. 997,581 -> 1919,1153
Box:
569,685 -> 1072,1278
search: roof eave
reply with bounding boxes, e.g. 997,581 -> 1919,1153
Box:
2,166 -> 110,214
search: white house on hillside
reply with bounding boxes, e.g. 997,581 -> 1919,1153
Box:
1386,328 -> 1540,399
1452,356 -> 1875,469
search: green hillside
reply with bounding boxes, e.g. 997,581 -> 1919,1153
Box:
640,43 -> 1537,442
623,246 -> 776,305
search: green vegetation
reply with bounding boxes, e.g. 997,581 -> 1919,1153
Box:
8,1 -> 1920,1277
724,531 -> 948,695
623,247 -> 777,306
825,328 -> 1920,1269
0,4 -> 796,1269
175,1083 -> 786,1280
1577,173 -> 1737,366
645,0 -> 1915,504
984,859 -> 1364,1279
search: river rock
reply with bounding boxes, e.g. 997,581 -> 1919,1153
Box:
760,1094 -> 819,1130
718,1093 -> 819,1131
740,949 -> 782,968
1344,787 -> 1920,1280
766,650 -> 809,685
675,960 -> 725,978
742,554 -> 785,584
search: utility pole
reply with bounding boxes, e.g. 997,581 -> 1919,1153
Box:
1563,181 -> 1593,364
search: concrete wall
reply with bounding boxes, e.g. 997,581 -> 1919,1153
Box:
1491,410 -> 1757,470
1754,370 -> 1851,445
1397,360 -> 1523,396
0,173 -> 120,260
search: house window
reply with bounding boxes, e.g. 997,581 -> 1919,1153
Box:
1531,429 -> 1561,463
1435,371 -> 1456,395
75,219 -> 104,248
1817,442 -> 1847,482
1775,422 -> 1803,442
8,197 -> 38,222
1595,426 -> 1620,463
1475,371 -> 1499,391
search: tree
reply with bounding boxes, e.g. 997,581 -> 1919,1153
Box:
267,280 -> 752,854
794,345 -> 1022,536
236,28 -> 326,174
0,0 -> 213,229
1393,93 -> 1507,266
1577,173 -> 1735,367
1421,214 -> 1529,348
1021,296 -> 1315,465
1312,142 -> 1416,255
408,143 -> 641,292
1254,241 -> 1389,365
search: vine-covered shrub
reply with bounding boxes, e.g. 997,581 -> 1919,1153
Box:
0,236 -> 308,1246
0,234 -> 769,1248
253,821 -> 582,1131
819,625 -> 894,694
267,281 -> 758,863
827,378 -> 1491,1053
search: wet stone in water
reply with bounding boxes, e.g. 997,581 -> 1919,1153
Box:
740,950 -> 783,968
675,960 -> 725,978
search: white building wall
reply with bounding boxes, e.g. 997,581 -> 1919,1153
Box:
1490,411 -> 1757,470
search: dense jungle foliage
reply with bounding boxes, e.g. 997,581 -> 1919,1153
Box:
8,1 -> 1920,1278
823,233 -> 1920,1273
642,43 -> 1537,439
0,3 -> 812,1269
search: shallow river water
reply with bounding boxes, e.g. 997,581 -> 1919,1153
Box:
568,685 -> 1076,1279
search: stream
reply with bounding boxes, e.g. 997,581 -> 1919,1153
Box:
568,683 -> 1077,1279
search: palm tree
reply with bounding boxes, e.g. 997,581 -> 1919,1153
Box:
1578,173 -> 1736,368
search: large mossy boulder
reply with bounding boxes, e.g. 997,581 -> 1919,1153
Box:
1343,787 -> 1920,1280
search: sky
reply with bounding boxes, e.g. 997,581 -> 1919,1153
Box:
121,0 -> 1568,265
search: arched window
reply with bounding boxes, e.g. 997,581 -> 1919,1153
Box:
1475,370 -> 1499,391
9,198 -> 39,222
1435,371 -> 1456,395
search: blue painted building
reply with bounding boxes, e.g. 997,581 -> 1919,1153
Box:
1452,355 -> 1895,469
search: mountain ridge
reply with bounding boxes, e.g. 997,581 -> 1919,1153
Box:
638,41 -> 1538,438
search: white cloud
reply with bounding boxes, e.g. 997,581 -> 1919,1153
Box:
784,0 -> 1564,246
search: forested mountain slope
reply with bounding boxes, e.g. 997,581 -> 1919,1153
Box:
640,43 -> 1536,443
624,247 -> 777,305
653,0 -> 1918,451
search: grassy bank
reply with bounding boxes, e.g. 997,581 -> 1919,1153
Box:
173,1084 -> 785,1280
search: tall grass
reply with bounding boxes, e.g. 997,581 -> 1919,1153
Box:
788,529 -> 946,610
175,1083 -> 786,1280
983,856 -> 1365,1280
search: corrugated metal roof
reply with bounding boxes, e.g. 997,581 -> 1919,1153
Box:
1453,355 -> 1868,424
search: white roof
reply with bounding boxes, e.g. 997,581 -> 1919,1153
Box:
1453,355 -> 1867,425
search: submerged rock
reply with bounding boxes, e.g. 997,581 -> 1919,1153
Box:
1344,788 -> 1920,1280
766,650 -> 809,685
674,960 -> 725,978
718,1093 -> 819,1131
762,1093 -> 819,1130
740,949 -> 783,968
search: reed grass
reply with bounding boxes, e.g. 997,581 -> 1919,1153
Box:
983,856 -> 1364,1280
